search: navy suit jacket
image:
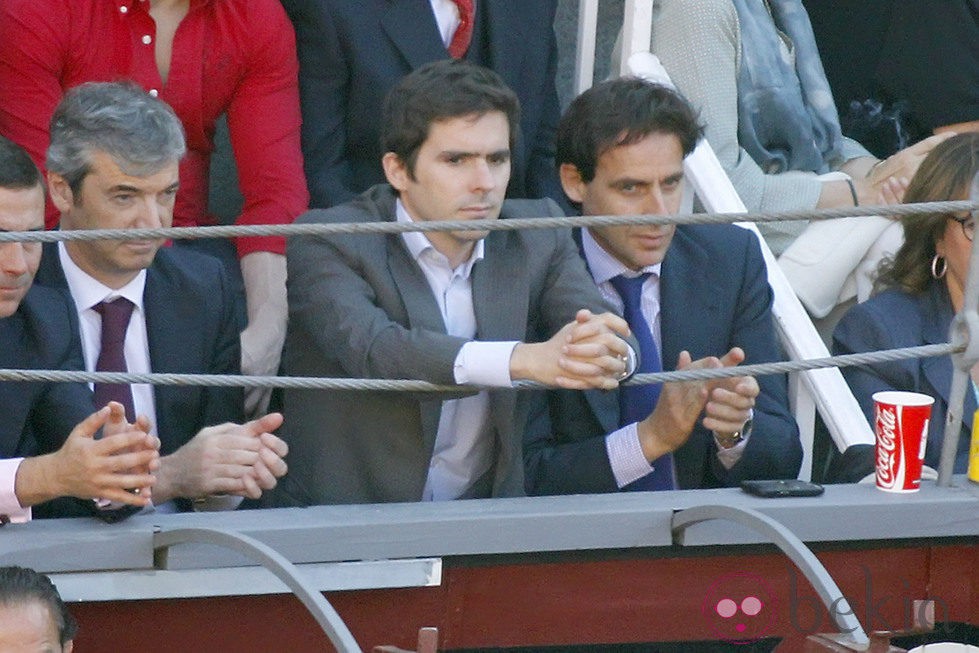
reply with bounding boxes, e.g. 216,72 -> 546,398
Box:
0,284 -> 94,460
279,0 -> 563,208
832,282 -> 972,472
524,224 -> 802,494
1,285 -> 101,519
34,244 -> 245,458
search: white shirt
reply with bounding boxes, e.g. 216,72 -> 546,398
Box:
581,229 -> 748,488
429,0 -> 475,48
58,243 -> 158,435
397,201 -> 517,501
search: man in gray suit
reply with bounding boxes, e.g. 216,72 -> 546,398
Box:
276,60 -> 632,506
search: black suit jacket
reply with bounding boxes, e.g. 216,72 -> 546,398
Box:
1,285 -> 101,519
34,244 -> 245,457
0,284 -> 94,460
524,224 -> 802,494
279,0 -> 563,208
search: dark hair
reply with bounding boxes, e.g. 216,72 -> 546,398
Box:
47,81 -> 186,196
0,135 -> 43,190
380,59 -> 520,178
876,132 -> 979,294
0,566 -> 77,646
555,77 -> 703,183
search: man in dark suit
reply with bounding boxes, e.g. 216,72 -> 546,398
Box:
0,134 -> 159,523
34,82 -> 288,511
276,60 -> 633,506
524,78 -> 802,495
279,0 -> 563,208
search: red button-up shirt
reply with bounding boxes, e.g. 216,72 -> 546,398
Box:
0,0 -> 308,257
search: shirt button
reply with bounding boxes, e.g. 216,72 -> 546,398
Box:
149,89 -> 159,97
142,34 -> 152,45
119,5 -> 128,13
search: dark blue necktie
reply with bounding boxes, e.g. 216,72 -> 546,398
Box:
609,273 -> 676,491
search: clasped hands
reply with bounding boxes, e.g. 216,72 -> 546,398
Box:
510,309 -> 757,453
510,309 -> 633,390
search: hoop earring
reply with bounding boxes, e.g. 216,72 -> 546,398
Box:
931,255 -> 947,279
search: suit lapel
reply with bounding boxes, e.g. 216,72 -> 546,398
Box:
384,209 -> 449,451
572,229 -> 621,431
660,229 -> 718,370
386,236 -> 447,335
660,229 -> 718,487
471,1 -> 527,78
381,0 -> 450,69
471,232 -> 526,342
36,242 -> 69,290
920,284 -> 975,432
471,231 -> 527,489
143,256 -> 198,451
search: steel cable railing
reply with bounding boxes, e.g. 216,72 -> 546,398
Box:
4,198 -> 979,487
0,200 -> 975,244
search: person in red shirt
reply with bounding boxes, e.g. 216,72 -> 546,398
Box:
0,0 -> 309,414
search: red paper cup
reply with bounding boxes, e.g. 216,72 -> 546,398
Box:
872,391 -> 934,492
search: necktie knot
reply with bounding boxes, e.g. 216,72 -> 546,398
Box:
94,298 -> 135,347
609,273 -> 650,314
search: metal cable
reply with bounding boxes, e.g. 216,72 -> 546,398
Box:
1,200 -> 976,243
0,342 -> 959,391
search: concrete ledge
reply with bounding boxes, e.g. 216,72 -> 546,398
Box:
1,479 -> 977,596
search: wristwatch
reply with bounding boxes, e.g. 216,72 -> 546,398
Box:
716,417 -> 753,449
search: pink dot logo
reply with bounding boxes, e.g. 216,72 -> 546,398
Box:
703,572 -> 776,644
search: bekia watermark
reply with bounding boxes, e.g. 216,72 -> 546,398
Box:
701,565 -> 949,645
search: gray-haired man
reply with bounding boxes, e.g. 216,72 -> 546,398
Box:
33,82 -> 288,513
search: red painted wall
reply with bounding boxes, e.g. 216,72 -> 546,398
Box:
68,542 -> 979,652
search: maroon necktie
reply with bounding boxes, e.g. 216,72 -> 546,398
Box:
93,298 -> 136,422
447,0 -> 474,59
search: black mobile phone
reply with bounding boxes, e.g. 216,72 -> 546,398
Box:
740,479 -> 825,498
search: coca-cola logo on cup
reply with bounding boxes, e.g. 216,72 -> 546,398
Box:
876,406 -> 898,488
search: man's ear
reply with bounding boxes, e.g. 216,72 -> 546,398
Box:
382,152 -> 410,192
559,163 -> 587,205
47,171 -> 74,215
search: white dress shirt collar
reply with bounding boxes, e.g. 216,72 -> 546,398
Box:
57,242 -> 146,312
581,228 -> 662,285
429,0 -> 477,48
396,199 -> 485,277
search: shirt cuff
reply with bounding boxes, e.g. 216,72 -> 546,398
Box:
0,459 -> 31,524
605,424 -> 655,488
453,341 -> 519,387
713,414 -> 753,470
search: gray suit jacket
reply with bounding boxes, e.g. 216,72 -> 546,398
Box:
275,185 -> 613,505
